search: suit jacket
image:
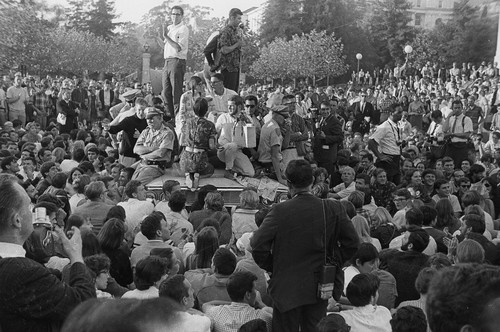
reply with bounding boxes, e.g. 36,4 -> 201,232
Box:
313,114 -> 343,163
0,258 -> 95,332
351,101 -> 374,135
251,194 -> 359,312
98,89 -> 115,109
56,99 -> 78,134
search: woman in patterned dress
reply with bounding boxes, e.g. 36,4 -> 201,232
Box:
176,76 -> 206,145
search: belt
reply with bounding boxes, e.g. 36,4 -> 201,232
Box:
284,146 -> 296,150
185,146 -> 205,153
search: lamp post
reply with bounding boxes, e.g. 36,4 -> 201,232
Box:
356,53 -> 362,85
404,45 -> 413,62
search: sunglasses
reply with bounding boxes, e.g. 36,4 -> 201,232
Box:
245,104 -> 256,108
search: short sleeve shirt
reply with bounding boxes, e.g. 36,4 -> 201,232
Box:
135,124 -> 174,160
258,119 -> 282,163
369,119 -> 401,155
6,86 -> 28,111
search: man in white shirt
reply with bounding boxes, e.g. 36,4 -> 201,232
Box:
442,99 -> 473,167
330,166 -> 356,200
157,5 -> 189,118
6,73 -> 29,126
117,180 -> 154,236
207,73 -> 238,123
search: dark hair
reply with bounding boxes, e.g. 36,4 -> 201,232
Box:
193,97 -> 209,117
229,8 -> 243,17
238,319 -> 267,332
124,180 -> 142,199
428,253 -> 452,269
419,205 -> 437,226
285,159 -> 313,188
68,167 -> 85,184
192,226 -> 219,269
461,190 -> 481,207
435,199 -> 456,230
121,167 -> 135,181
40,161 -> 56,177
415,267 -> 438,294
227,271 -> 258,302
84,254 -> 111,280
350,243 -> 379,267
212,247 -> 237,275
192,185 -> 217,211
346,273 -> 380,306
406,208 -> 424,227
469,164 -> 485,176
463,214 -> 486,234
150,248 -> 177,272
159,275 -> 188,304
162,180 -> 180,196
98,218 -> 125,251
427,264 -> 500,332
61,298 -> 183,332
52,172 -> 68,189
33,201 -> 59,216
228,94 -> 244,106
340,200 -> 356,219
141,214 -> 162,240
134,256 -> 168,290
407,228 -> 430,253
105,205 -> 126,222
390,306 -> 427,332
168,191 -> 186,213
81,230 -> 102,257
316,314 -> 351,332
394,188 -> 411,200
244,95 -> 258,105
171,5 -> 184,15
65,214 -> 86,232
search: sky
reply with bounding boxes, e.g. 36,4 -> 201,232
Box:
47,0 -> 266,22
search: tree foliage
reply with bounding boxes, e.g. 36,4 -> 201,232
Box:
250,30 -> 348,82
410,0 -> 498,67
66,0 -> 118,40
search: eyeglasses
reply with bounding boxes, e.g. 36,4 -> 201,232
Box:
171,12 -> 182,16
210,80 -> 222,85
245,104 -> 256,108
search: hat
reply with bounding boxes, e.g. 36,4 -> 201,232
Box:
145,107 -> 163,119
121,88 -> 141,102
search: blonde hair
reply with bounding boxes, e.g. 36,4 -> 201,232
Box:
456,239 -> 484,263
372,207 -> 393,229
204,192 -> 224,211
352,215 -> 371,243
239,189 -> 259,209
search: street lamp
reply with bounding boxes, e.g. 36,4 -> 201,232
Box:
143,42 -> 150,53
356,53 -> 362,83
404,45 -> 413,62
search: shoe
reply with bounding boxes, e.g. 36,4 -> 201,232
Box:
185,173 -> 193,189
192,173 -> 200,192
224,170 -> 236,181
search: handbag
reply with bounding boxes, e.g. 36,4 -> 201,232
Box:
56,113 -> 66,125
317,199 -> 337,300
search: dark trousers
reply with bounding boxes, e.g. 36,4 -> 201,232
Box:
375,154 -> 401,185
272,300 -> 327,332
222,69 -> 239,92
162,58 -> 186,117
445,141 -> 472,167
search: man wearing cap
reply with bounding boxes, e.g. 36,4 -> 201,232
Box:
217,8 -> 244,92
216,95 -> 255,180
98,79 -> 115,119
6,73 -> 29,126
109,98 -> 148,167
110,91 -> 144,125
257,105 -> 290,185
157,5 -> 189,119
132,107 -> 175,184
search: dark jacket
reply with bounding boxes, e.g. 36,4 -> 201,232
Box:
351,101 -> 374,135
0,258 -> 95,332
98,89 -> 115,109
56,99 -> 78,134
108,115 -> 147,159
251,195 -> 359,312
313,114 -> 344,164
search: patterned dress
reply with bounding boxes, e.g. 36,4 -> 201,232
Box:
180,117 -> 217,175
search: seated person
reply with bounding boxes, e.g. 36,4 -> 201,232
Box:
427,264 -> 500,332
203,271 -> 273,332
390,306 -> 427,332
185,248 -> 236,310
215,95 -> 255,180
389,208 -> 437,255
132,107 -> 176,185
165,191 -> 193,246
257,105 -> 290,186
122,256 -> 169,299
336,273 -> 392,332
84,254 -> 113,298
159,275 -> 212,331
329,166 -> 356,200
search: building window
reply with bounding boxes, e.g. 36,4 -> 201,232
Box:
416,0 -> 421,7
438,0 -> 443,8
415,13 -> 424,26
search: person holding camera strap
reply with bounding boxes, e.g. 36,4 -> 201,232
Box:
442,99 -> 473,167
368,103 -> 404,185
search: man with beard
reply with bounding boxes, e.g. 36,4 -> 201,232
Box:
109,98 -> 148,167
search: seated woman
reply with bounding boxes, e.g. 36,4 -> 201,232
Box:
371,207 -> 400,249
232,189 -> 260,240
122,256 -> 169,299
179,97 -> 217,191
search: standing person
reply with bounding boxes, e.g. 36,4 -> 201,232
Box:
313,102 -> 344,176
442,100 -> 473,166
57,89 -> 79,134
158,5 -> 189,119
251,160 -> 359,332
6,73 -> 28,126
368,103 -> 404,185
217,8 -> 244,92
98,80 -> 115,120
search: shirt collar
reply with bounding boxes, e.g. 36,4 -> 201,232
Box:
0,242 -> 26,258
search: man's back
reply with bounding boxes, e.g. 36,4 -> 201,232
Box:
205,302 -> 272,332
251,194 -> 358,312
0,257 -> 95,332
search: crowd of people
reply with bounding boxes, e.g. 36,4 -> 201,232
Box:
2,4 -> 500,332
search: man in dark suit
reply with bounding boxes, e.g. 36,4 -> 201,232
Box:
251,160 -> 359,332
98,79 -> 115,120
0,174 -> 95,331
351,91 -> 374,135
313,101 -> 344,176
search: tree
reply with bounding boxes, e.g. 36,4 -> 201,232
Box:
66,0 -> 90,31
367,0 -> 414,65
86,0 -> 118,40
260,0 -> 305,44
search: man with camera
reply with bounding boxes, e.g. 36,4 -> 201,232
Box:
368,103 -> 404,185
